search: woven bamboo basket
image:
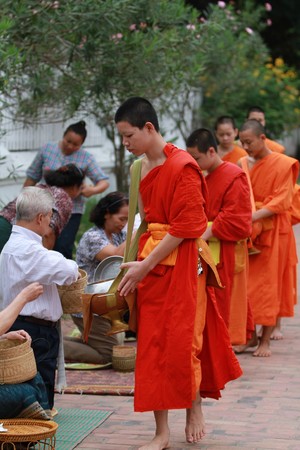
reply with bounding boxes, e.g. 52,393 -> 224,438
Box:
112,345 -> 136,372
57,269 -> 87,314
0,419 -> 58,447
0,339 -> 37,384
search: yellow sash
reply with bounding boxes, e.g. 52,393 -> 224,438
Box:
206,221 -> 221,265
139,223 -> 178,265
139,222 -> 222,288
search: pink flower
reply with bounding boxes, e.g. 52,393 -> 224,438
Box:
186,24 -> 196,30
200,17 -> 206,23
140,22 -> 147,29
265,3 -> 272,12
116,33 -> 123,39
218,1 -> 226,8
245,27 -> 254,35
129,24 -> 136,31
266,18 -> 272,26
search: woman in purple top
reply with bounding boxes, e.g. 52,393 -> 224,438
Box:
0,164 -> 84,252
24,120 -> 110,258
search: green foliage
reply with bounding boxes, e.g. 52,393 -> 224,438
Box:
196,2 -> 300,137
0,0 -> 204,189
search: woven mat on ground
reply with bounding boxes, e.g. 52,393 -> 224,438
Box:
57,367 -> 135,395
54,407 -> 112,449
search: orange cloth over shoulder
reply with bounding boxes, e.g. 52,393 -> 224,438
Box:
221,144 -> 247,164
265,137 -> 285,153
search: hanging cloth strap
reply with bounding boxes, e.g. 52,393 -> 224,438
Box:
106,158 -> 147,301
82,158 -> 147,341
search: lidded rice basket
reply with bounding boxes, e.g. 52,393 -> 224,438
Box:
57,268 -> 87,314
0,338 -> 37,384
112,345 -> 136,372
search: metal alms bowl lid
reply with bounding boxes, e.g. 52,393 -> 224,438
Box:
93,255 -> 123,282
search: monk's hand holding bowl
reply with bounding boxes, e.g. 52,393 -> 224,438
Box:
118,260 -> 150,297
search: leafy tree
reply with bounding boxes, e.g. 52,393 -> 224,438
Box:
0,0 -> 204,190
189,2 -> 300,138
187,0 -> 300,70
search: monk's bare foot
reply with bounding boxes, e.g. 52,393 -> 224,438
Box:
185,395 -> 205,443
138,433 -> 170,450
270,327 -> 283,340
253,340 -> 271,357
233,334 -> 258,354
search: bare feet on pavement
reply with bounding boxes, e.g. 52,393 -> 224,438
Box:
185,393 -> 206,443
138,433 -> 170,450
233,333 -> 258,354
253,339 -> 271,357
270,326 -> 283,340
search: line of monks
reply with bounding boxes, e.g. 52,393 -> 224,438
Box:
186,106 -> 299,358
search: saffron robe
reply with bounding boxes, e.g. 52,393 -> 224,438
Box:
134,144 -> 242,412
221,145 -> 247,164
265,137 -> 285,154
222,152 -> 255,342
241,153 -> 299,325
205,162 -> 252,344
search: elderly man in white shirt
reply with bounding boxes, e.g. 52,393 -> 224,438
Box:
0,187 -> 80,411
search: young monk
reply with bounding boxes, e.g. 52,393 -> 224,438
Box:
246,107 -> 296,339
187,128 -> 252,345
239,119 -> 299,357
115,97 -> 242,450
214,115 -> 247,163
247,106 -> 285,154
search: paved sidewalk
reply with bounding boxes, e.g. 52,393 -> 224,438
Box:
55,225 -> 300,449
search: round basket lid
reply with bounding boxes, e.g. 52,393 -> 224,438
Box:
93,256 -> 123,282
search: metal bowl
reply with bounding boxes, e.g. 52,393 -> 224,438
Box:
93,255 -> 123,282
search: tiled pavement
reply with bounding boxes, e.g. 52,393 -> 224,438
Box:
54,225 -> 300,449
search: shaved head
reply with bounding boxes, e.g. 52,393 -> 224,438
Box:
240,119 -> 266,136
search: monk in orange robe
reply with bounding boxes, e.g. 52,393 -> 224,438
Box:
115,97 -> 242,450
247,106 -> 285,153
245,107 -> 298,339
214,116 -> 255,344
239,119 -> 299,357
187,128 -> 252,345
214,115 -> 248,163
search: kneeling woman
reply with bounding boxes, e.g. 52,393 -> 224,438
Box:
64,191 -> 129,365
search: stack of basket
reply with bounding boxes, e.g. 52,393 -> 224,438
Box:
57,268 -> 87,314
0,338 -> 37,384
112,345 -> 136,372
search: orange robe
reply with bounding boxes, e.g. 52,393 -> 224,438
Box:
289,184 -> 300,226
241,153 -> 299,326
222,154 -> 255,343
134,143 -> 242,412
221,144 -> 247,164
265,137 -> 285,154
205,162 -> 252,344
